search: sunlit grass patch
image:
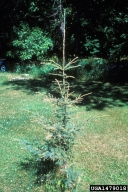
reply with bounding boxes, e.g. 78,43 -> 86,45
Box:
72,106 -> 128,191
0,72 -> 128,191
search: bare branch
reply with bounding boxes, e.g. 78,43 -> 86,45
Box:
64,57 -> 78,69
49,73 -> 62,77
65,65 -> 81,71
49,60 -> 62,69
44,10 -> 58,18
68,91 -> 74,97
65,75 -> 75,79
55,79 -> 62,92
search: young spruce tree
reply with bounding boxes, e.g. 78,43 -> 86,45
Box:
25,9 -> 91,192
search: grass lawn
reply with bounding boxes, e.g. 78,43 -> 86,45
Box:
0,72 -> 128,192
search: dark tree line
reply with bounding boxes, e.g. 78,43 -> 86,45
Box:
0,0 -> 128,61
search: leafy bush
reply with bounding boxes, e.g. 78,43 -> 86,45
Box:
12,61 -> 55,80
73,58 -> 108,81
84,37 -> 100,56
13,62 -> 31,73
28,64 -> 55,79
7,23 -> 53,61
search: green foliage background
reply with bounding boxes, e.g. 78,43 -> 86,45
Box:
0,0 -> 128,62
7,23 -> 53,61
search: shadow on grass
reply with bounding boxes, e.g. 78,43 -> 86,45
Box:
3,78 -> 51,94
20,158 -> 58,185
3,76 -> 128,110
70,81 -> 128,110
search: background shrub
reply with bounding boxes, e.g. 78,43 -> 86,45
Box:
7,23 -> 53,61
70,58 -> 108,81
29,64 -> 55,79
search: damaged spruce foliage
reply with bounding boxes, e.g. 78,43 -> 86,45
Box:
25,10 -> 91,191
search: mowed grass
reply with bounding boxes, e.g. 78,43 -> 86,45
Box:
0,72 -> 128,192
